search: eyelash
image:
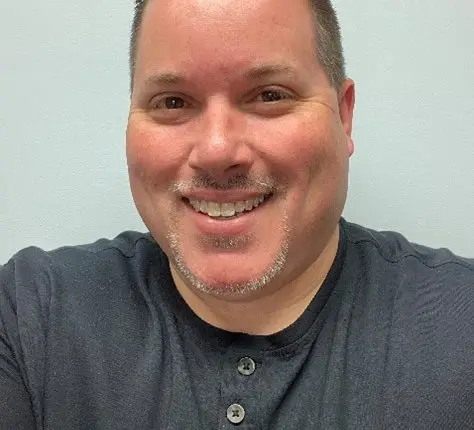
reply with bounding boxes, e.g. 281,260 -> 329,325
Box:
151,96 -> 190,110
151,88 -> 293,110
254,89 -> 292,103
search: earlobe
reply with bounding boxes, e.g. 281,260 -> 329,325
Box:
347,136 -> 355,156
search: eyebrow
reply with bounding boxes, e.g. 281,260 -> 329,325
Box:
141,64 -> 299,89
143,72 -> 187,87
243,64 -> 299,81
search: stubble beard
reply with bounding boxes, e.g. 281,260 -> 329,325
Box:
166,215 -> 290,298
164,173 -> 290,297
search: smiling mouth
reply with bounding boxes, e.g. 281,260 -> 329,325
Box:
184,194 -> 273,219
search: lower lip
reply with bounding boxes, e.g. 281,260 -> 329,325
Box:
184,198 -> 271,236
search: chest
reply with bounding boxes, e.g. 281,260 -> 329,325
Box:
39,320 -> 468,430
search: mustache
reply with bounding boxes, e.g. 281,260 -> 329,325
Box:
170,174 -> 282,194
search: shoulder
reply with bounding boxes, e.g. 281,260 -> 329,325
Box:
341,218 -> 474,351
341,220 -> 474,416
1,230 -> 159,281
0,231 -> 167,322
341,219 -> 474,330
342,219 -> 474,283
336,221 -> 474,429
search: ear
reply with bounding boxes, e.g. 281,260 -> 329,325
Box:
338,79 -> 355,156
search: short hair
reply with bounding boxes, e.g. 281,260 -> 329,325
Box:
129,0 -> 346,91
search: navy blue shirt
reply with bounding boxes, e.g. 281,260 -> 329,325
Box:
1,219 -> 473,429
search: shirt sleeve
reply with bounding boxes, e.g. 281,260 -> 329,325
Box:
0,259 -> 36,429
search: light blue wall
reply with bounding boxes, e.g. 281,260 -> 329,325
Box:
336,0 -> 474,255
1,1 -> 473,263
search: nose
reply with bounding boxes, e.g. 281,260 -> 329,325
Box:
188,98 -> 254,180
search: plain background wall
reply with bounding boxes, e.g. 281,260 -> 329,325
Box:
0,1 -> 473,263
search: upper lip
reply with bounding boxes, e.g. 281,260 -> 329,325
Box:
181,190 -> 271,203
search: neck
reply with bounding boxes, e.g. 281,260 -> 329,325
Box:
170,225 -> 340,336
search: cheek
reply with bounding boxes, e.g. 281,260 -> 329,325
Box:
126,119 -> 188,242
262,113 -> 348,215
258,111 -> 341,182
126,119 -> 189,188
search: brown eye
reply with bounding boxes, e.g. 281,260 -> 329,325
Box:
148,94 -> 196,125
153,96 -> 188,110
164,97 -> 185,109
259,90 -> 289,102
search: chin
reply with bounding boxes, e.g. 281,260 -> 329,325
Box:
169,243 -> 289,298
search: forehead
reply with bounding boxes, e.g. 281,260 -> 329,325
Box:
134,0 -> 320,85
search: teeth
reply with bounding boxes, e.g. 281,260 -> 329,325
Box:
190,199 -> 200,211
207,202 -> 221,217
220,203 -> 236,217
235,201 -> 245,213
188,195 -> 270,217
199,201 -> 208,213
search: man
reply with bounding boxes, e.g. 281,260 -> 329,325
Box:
1,0 -> 472,428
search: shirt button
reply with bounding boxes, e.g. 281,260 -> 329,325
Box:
227,404 -> 245,425
238,357 -> 256,376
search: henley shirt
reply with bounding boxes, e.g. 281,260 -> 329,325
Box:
0,219 -> 473,429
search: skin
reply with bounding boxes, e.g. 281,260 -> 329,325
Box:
127,0 -> 355,335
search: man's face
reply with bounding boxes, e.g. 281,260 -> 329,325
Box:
127,0 -> 355,297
